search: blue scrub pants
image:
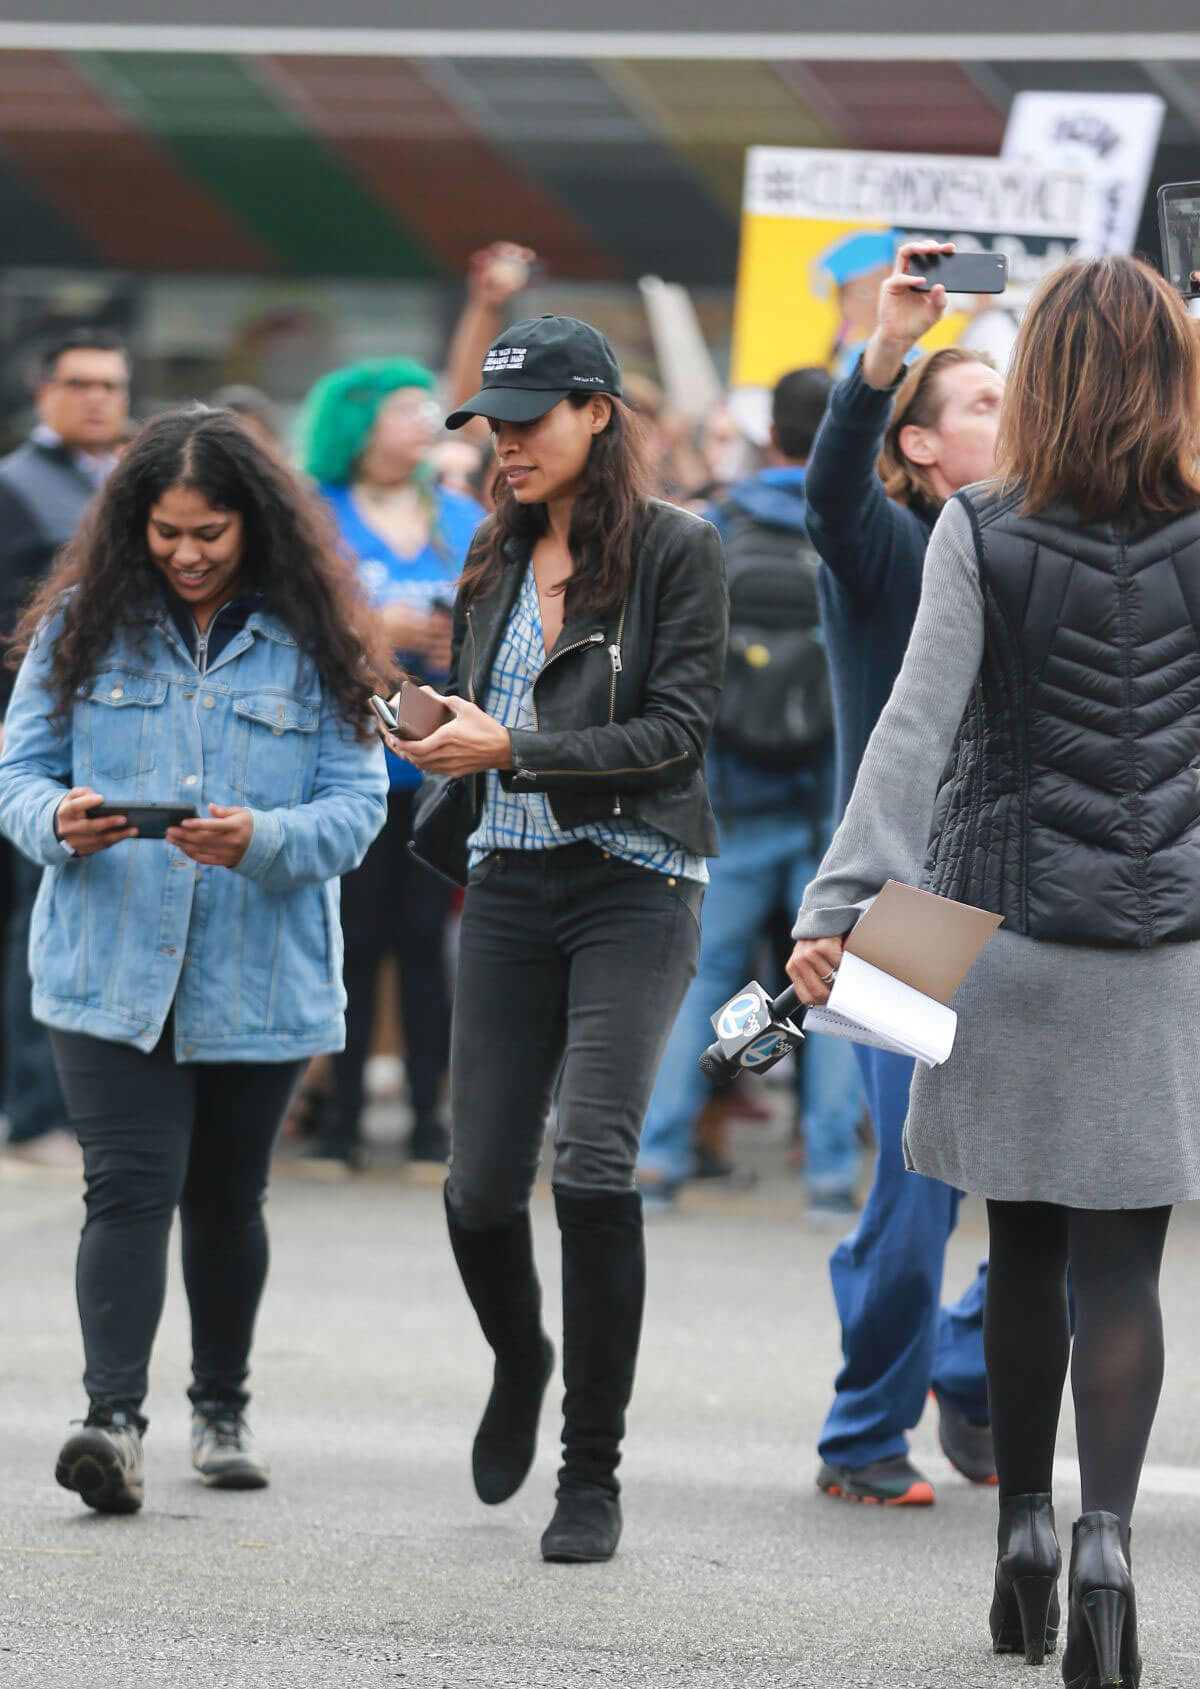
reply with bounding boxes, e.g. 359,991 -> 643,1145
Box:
817,1044 -> 989,1468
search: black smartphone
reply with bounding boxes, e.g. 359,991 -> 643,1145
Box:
909,251 -> 1008,295
1157,182 -> 1200,298
369,694 -> 399,732
88,802 -> 198,839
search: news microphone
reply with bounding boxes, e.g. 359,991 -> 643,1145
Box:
698,980 -> 805,1084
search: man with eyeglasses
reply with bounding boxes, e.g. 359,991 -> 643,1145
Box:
0,328 -> 130,1171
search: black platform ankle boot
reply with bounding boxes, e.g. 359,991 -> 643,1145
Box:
540,1189 -> 645,1565
444,1188 -> 555,1506
990,1493 -> 1062,1664
1061,1512 -> 1141,1689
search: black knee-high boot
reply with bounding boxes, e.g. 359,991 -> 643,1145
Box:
540,1189 -> 645,1564
444,1188 -> 555,1506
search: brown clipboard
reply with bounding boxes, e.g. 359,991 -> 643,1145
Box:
843,880 -> 1002,1006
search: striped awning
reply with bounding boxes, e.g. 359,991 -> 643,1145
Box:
0,47 -> 1197,282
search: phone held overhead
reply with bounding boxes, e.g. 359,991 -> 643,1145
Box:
1157,182 -> 1200,299
908,250 -> 1008,295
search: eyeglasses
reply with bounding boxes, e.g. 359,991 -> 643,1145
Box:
382,395 -> 442,428
54,378 -> 129,396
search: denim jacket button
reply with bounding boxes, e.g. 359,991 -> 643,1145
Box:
110,684 -> 123,700
202,695 -> 215,709
182,774 -> 199,787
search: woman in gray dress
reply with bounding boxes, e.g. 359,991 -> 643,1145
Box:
788,256 -> 1200,1688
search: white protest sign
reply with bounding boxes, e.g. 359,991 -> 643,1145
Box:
1002,91 -> 1165,257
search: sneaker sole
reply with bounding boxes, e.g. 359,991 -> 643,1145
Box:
55,1436 -> 142,1514
194,1464 -> 270,1490
818,1479 -> 936,1507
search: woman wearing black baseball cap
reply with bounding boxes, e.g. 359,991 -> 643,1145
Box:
384,315 -> 727,1563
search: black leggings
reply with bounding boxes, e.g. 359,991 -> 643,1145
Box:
50,1023 -> 304,1427
984,1200 -> 1171,1531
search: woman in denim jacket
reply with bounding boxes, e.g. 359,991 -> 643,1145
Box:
0,408 -> 388,1515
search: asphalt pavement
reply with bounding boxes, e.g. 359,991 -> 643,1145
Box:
3,1129 -> 1200,1689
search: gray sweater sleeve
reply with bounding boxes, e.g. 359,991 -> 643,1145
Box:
793,497 -> 984,939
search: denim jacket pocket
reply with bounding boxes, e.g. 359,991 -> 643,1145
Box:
232,689 -> 320,807
81,670 -> 169,782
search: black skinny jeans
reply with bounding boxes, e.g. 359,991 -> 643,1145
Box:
329,788 -> 453,1150
985,1199 -> 1171,1533
50,1022 -> 304,1426
446,844 -> 703,1230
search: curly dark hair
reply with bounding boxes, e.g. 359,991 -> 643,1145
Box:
458,395 -> 650,613
11,407 -> 390,735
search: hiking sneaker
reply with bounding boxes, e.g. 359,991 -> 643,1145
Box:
55,1410 -> 144,1514
817,1454 -> 936,1506
933,1387 -> 997,1485
191,1406 -> 270,1489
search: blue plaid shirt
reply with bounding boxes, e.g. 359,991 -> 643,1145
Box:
468,565 -> 707,882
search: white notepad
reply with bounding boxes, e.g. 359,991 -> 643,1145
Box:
803,881 -> 1002,1069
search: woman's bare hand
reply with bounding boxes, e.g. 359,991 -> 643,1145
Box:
167,804 -> 254,869
862,240 -> 954,388
384,693 -> 511,778
786,935 -> 846,1006
55,787 -> 137,856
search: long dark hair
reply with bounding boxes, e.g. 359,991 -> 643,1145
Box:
11,408 -> 389,735
458,395 -> 650,612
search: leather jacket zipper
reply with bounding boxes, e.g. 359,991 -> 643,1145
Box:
530,631 -> 606,730
465,609 -> 479,811
608,601 -> 627,722
608,602 -> 628,814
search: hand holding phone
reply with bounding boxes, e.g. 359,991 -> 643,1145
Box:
55,788 -> 138,856
370,684 -> 455,743
908,250 -> 1008,295
863,241 -> 957,388
87,801 -> 200,840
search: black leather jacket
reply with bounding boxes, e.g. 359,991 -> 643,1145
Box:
411,498 -> 728,884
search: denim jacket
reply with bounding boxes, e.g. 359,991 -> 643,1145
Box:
0,603 -> 388,1060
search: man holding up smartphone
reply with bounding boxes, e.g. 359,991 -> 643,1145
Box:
797,242 -> 1005,1508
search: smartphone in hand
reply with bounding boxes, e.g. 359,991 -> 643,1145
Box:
369,685 -> 454,742
909,251 -> 1008,294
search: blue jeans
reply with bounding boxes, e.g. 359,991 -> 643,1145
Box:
638,808 -> 862,1195
818,1045 -> 989,1468
3,848 -> 66,1143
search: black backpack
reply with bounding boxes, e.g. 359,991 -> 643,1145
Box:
713,503 -> 833,768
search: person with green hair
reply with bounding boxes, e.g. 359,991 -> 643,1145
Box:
298,356 -> 484,1171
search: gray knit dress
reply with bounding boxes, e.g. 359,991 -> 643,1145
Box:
793,498 -> 1200,1211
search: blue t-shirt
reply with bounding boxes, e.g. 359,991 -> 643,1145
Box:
321,481 -> 484,790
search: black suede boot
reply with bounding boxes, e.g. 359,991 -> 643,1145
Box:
444,1188 -> 555,1506
540,1189 -> 645,1565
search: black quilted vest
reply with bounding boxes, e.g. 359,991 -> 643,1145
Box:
924,487 -> 1200,947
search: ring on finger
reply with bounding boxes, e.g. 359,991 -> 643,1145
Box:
821,970 -> 836,986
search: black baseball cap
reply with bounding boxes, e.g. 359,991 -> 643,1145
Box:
445,314 -> 623,430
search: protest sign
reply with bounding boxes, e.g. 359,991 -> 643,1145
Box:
730,146 -> 1086,394
1002,91 -> 1164,257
